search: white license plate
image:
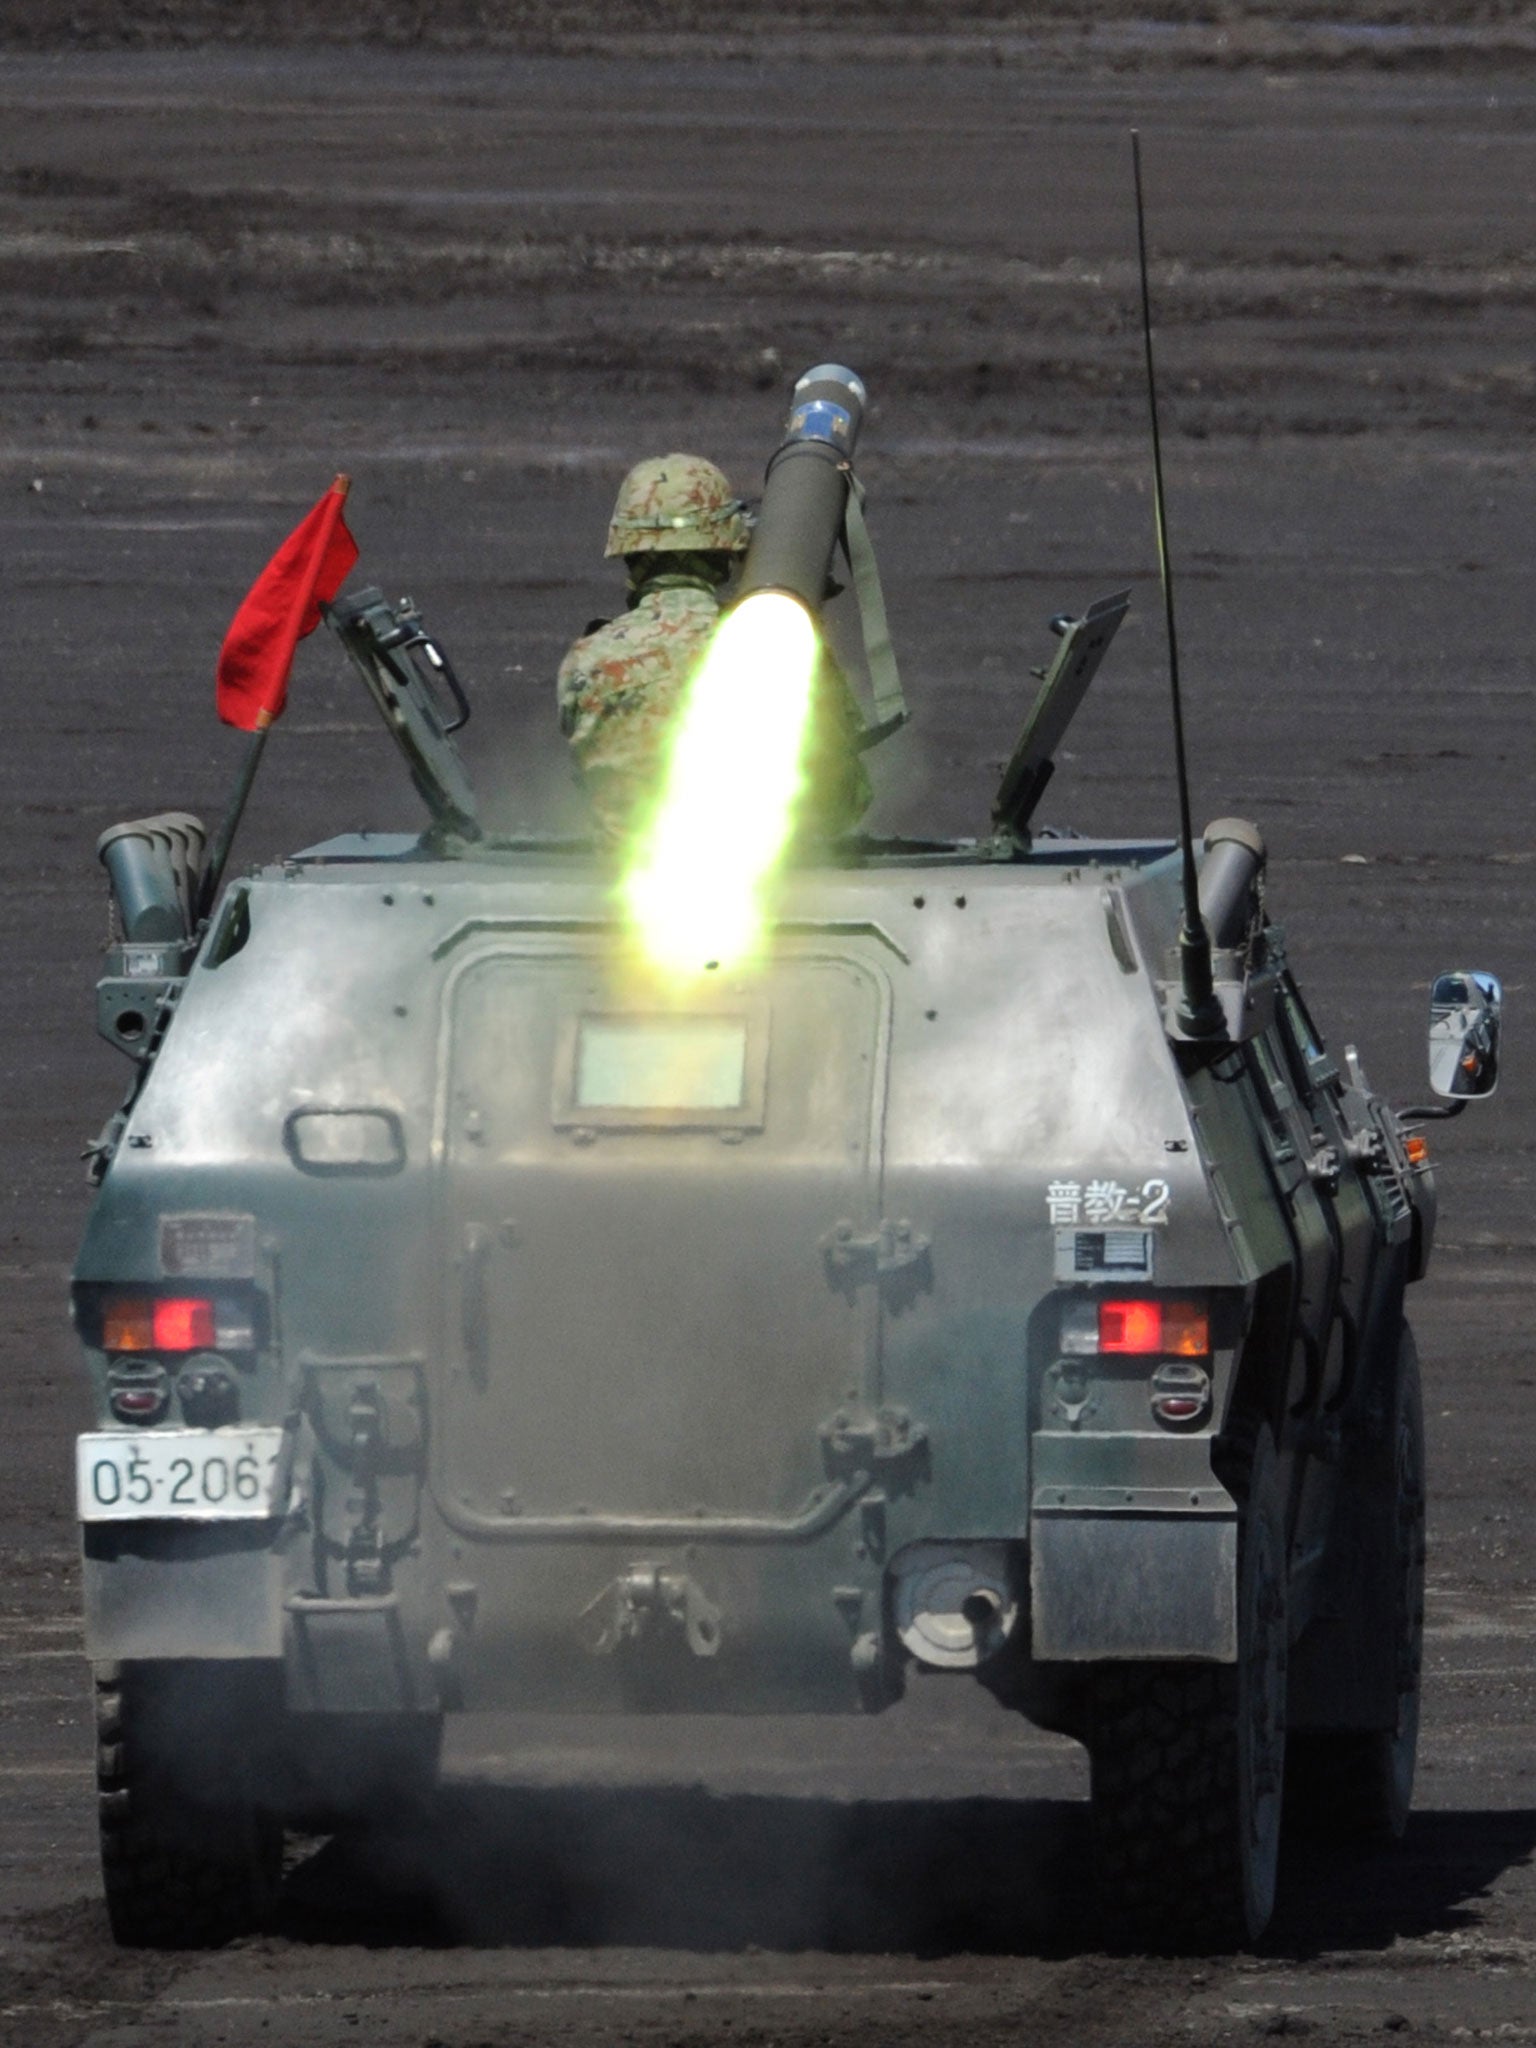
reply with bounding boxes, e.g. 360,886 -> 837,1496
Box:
77,1428 -> 288,1523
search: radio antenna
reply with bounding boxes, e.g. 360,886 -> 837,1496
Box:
1132,129 -> 1222,1038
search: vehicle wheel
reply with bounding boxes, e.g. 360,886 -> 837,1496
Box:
1088,1421 -> 1288,1949
96,1660 -> 283,1948
1288,1325 -> 1424,1842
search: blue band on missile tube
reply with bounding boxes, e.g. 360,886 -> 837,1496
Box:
787,400 -> 853,447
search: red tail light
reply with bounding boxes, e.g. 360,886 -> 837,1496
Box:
1099,1299 -> 1163,1354
1098,1298 -> 1210,1357
153,1298 -> 216,1350
102,1294 -> 216,1353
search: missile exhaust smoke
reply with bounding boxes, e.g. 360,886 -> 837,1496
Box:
622,365 -> 867,981
622,591 -> 818,978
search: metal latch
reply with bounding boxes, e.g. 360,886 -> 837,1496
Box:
348,1382 -> 383,1468
1344,1126 -> 1386,1170
1305,1144 -> 1341,1195
345,1523 -> 388,1598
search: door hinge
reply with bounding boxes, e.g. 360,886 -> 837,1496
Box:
820,1217 -> 932,1299
819,1405 -> 930,1492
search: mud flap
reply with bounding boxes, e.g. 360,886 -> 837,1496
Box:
83,1524 -> 283,1661
1030,1500 -> 1238,1661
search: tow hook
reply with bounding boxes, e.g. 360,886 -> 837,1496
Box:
579,1565 -> 723,1659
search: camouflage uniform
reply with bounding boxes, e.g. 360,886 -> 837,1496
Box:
558,452 -> 871,846
558,573 -> 724,846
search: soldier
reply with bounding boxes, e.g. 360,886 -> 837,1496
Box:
558,452 -> 871,847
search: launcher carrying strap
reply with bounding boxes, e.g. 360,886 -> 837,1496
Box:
840,477 -> 909,752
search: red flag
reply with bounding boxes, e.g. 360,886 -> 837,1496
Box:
215,475 -> 359,731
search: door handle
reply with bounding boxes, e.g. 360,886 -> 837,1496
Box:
461,1223 -> 492,1386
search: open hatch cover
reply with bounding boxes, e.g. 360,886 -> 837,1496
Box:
325,588 -> 482,841
992,589 -> 1129,848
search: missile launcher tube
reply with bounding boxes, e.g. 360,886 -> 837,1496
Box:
734,365 -> 867,617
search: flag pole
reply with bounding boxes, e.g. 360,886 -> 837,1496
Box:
196,708 -> 274,924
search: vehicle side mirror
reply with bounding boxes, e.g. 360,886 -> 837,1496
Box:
1428,970 -> 1502,1099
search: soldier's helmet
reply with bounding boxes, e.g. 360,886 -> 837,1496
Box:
604,453 -> 750,558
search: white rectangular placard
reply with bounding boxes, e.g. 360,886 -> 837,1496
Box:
77,1428 -> 287,1523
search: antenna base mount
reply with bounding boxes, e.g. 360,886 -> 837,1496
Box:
1175,921 -> 1226,1039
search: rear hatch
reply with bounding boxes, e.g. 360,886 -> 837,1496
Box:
431,938 -> 890,1536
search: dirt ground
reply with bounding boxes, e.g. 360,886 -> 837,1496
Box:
4,7 -> 1536,2043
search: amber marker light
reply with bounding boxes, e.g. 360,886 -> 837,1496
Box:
1162,1299 -> 1211,1357
1404,1134 -> 1430,1167
101,1296 -> 155,1353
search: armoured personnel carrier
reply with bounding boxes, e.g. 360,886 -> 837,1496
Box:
73,368 -> 1497,1949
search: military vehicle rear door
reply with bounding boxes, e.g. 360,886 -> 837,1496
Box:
430,935 -> 891,1538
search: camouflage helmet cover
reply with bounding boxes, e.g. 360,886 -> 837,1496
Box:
604,452 -> 750,558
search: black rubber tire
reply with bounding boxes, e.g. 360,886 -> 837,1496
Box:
1087,1421 -> 1288,1950
1287,1326 -> 1425,1843
96,1660 -> 283,1949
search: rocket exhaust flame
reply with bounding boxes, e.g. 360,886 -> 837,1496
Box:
622,364 -> 869,979
623,591 -> 818,978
